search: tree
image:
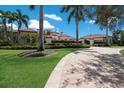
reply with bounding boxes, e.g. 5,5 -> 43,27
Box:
29,5 -> 45,51
112,30 -> 120,45
0,10 -> 8,40
6,11 -> 17,43
7,11 -> 17,33
94,6 -> 119,45
15,9 -> 29,43
113,30 -> 124,45
60,5 -> 92,42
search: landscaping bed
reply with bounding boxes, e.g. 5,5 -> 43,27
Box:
17,49 -> 54,57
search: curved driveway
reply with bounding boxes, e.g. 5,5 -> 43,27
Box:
45,47 -> 124,88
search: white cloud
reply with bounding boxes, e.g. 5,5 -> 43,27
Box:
29,19 -> 55,29
89,20 -> 95,24
29,20 -> 39,29
44,14 -> 62,21
86,20 -> 95,24
6,23 -> 18,30
44,20 -> 55,29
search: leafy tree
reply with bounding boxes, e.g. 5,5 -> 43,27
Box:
94,5 -> 121,45
113,30 -> 124,45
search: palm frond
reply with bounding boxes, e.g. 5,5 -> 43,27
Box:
23,15 -> 29,20
67,9 -> 75,23
16,9 -> 22,17
29,5 -> 36,11
60,5 -> 67,13
22,19 -> 28,29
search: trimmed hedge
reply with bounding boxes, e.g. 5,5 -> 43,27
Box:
45,43 -> 90,49
52,40 -> 82,43
0,40 -> 12,46
0,43 -> 90,49
0,45 -> 37,50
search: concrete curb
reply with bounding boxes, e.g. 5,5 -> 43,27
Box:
44,53 -> 72,88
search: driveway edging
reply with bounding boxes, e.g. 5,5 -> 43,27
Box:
44,52 -> 73,88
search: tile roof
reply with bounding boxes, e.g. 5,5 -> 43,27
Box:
81,34 -> 112,39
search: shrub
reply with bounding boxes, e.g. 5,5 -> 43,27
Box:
0,43 -> 90,49
52,40 -> 82,43
0,40 -> 12,46
0,45 -> 37,50
45,43 -> 90,49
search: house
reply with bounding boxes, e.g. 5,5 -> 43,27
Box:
44,30 -> 75,43
13,28 -> 38,33
80,34 -> 112,46
12,29 -> 75,44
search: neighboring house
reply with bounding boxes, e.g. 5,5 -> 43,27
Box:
13,28 -> 38,33
80,34 -> 112,46
13,29 -> 75,44
12,28 -> 38,44
44,30 -> 75,43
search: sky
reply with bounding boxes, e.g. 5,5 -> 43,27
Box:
0,5 -> 113,38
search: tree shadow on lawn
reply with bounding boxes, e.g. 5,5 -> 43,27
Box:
83,53 -> 124,87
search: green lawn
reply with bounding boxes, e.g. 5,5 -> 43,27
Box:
0,48 -> 78,88
120,49 -> 124,56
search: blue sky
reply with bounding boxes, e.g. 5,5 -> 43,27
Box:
0,5 -> 113,37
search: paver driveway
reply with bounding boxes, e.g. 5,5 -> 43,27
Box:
45,47 -> 124,88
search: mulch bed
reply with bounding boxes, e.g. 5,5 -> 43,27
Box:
17,49 -> 55,57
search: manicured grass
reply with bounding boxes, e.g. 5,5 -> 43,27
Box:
120,49 -> 124,56
0,48 -> 78,88
110,46 -> 124,48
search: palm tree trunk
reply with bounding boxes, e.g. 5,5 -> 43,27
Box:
11,22 -> 13,44
3,21 -> 7,40
75,17 -> 79,42
38,5 -> 45,51
17,27 -> 21,44
106,21 -> 109,46
11,22 -> 13,33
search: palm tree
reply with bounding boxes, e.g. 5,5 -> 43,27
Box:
0,10 -> 8,39
15,9 -> 29,43
29,5 -> 44,51
6,11 -> 17,43
94,5 -> 119,46
60,5 -> 92,42
7,11 -> 17,33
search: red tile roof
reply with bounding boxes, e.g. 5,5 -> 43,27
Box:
81,34 -> 112,39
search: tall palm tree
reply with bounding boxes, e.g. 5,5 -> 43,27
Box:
15,9 -> 29,43
0,10 -> 8,39
29,5 -> 44,51
6,11 -> 17,43
94,5 -> 119,45
60,5 -> 92,42
7,11 -> 17,33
